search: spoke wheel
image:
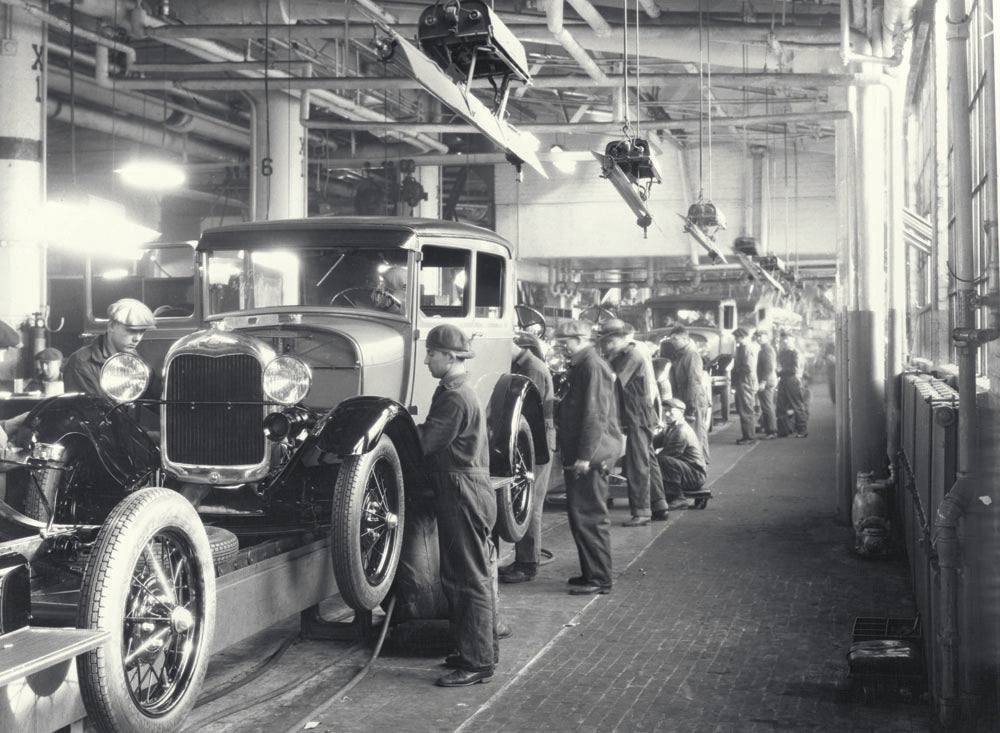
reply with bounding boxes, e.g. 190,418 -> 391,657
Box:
331,435 -> 405,611
496,417 -> 535,543
78,487 -> 215,733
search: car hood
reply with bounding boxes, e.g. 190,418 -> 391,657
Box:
195,310 -> 409,369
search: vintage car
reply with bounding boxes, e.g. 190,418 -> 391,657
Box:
621,295 -> 738,422
0,217 -> 547,732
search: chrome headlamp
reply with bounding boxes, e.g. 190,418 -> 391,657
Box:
262,356 -> 312,405
99,352 -> 152,403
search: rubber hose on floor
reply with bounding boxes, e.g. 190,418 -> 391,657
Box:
282,594 -> 398,733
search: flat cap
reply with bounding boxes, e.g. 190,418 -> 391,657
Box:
596,318 -> 632,339
664,397 -> 687,412
733,327 -> 749,338
0,321 -> 19,348
107,298 -> 156,329
552,320 -> 594,340
426,324 -> 474,358
514,331 -> 544,360
35,347 -> 63,362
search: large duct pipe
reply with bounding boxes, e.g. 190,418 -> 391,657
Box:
546,0 -> 611,83
1,0 -> 137,66
46,68 -> 249,148
46,100 -> 241,162
132,10 -> 446,154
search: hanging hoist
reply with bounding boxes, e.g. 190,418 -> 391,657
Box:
592,0 -> 661,237
679,0 -> 727,263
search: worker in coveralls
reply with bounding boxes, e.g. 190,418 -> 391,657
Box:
417,324 -> 498,687
597,319 -> 668,525
552,320 -> 623,596
776,331 -> 809,438
499,331 -> 556,584
732,328 -> 759,444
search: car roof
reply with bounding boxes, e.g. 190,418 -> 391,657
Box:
198,216 -> 513,255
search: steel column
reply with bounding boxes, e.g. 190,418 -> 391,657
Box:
252,92 -> 307,220
0,7 -> 45,383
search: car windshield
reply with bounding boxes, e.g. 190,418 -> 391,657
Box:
204,247 -> 410,316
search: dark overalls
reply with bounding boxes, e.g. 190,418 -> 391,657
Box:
63,334 -> 115,395
610,345 -> 666,517
732,341 -> 759,441
669,342 -> 710,462
511,348 -> 556,568
558,345 -> 621,589
657,419 -> 707,500
776,347 -> 809,436
419,373 -> 497,673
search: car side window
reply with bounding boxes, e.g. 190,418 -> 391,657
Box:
419,245 -> 470,317
474,252 -> 505,319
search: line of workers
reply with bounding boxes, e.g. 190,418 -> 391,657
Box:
0,302 -> 812,691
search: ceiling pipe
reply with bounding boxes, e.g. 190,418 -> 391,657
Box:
300,110 -> 848,133
46,68 -> 250,147
132,10 -> 446,154
46,99 -> 242,162
565,0 -> 614,37
2,0 -> 137,66
840,0 -> 903,66
637,0 -> 662,19
545,0 -> 612,83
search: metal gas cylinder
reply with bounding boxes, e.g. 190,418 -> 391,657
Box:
852,471 -> 892,557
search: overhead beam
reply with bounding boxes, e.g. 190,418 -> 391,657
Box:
117,72 -> 852,92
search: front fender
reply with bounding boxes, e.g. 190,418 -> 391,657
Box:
15,393 -> 159,487
487,374 -> 549,476
314,396 -> 420,460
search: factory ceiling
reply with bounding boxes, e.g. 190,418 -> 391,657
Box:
24,0 -> 923,235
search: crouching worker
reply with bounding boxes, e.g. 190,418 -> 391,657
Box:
417,324 -> 497,687
657,397 -> 707,510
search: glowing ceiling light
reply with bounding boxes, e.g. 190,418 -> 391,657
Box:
549,144 -> 577,174
116,160 -> 187,191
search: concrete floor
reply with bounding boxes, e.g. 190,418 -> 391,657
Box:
170,395 -> 935,733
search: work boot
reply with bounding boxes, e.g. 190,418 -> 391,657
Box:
668,498 -> 691,510
622,515 -> 650,527
500,564 -> 536,584
651,509 -> 669,521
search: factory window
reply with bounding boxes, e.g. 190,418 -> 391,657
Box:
419,245 -> 470,317
91,243 -> 196,320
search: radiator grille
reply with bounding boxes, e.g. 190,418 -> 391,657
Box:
165,353 -> 265,466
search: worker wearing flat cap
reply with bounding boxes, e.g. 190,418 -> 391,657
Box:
64,298 -> 156,396
597,318 -> 668,525
417,324 -> 498,687
25,347 -> 65,397
552,319 -> 623,595
655,397 -> 707,509
731,327 -> 760,445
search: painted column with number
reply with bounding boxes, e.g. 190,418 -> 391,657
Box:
251,91 -> 306,221
0,8 -> 45,383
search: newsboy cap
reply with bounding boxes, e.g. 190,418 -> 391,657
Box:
426,324 -> 475,359
35,347 -> 63,362
514,331 -> 544,360
664,397 -> 687,412
552,320 -> 594,340
107,298 -> 156,329
0,321 -> 19,348
732,327 -> 749,338
596,318 -> 632,340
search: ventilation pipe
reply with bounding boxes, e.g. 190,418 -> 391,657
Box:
46,99 -> 240,162
931,0 -> 992,725
130,9 -> 446,154
545,0 -> 612,84
3,0 -> 137,67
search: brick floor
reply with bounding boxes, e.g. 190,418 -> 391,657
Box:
188,396 -> 936,733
